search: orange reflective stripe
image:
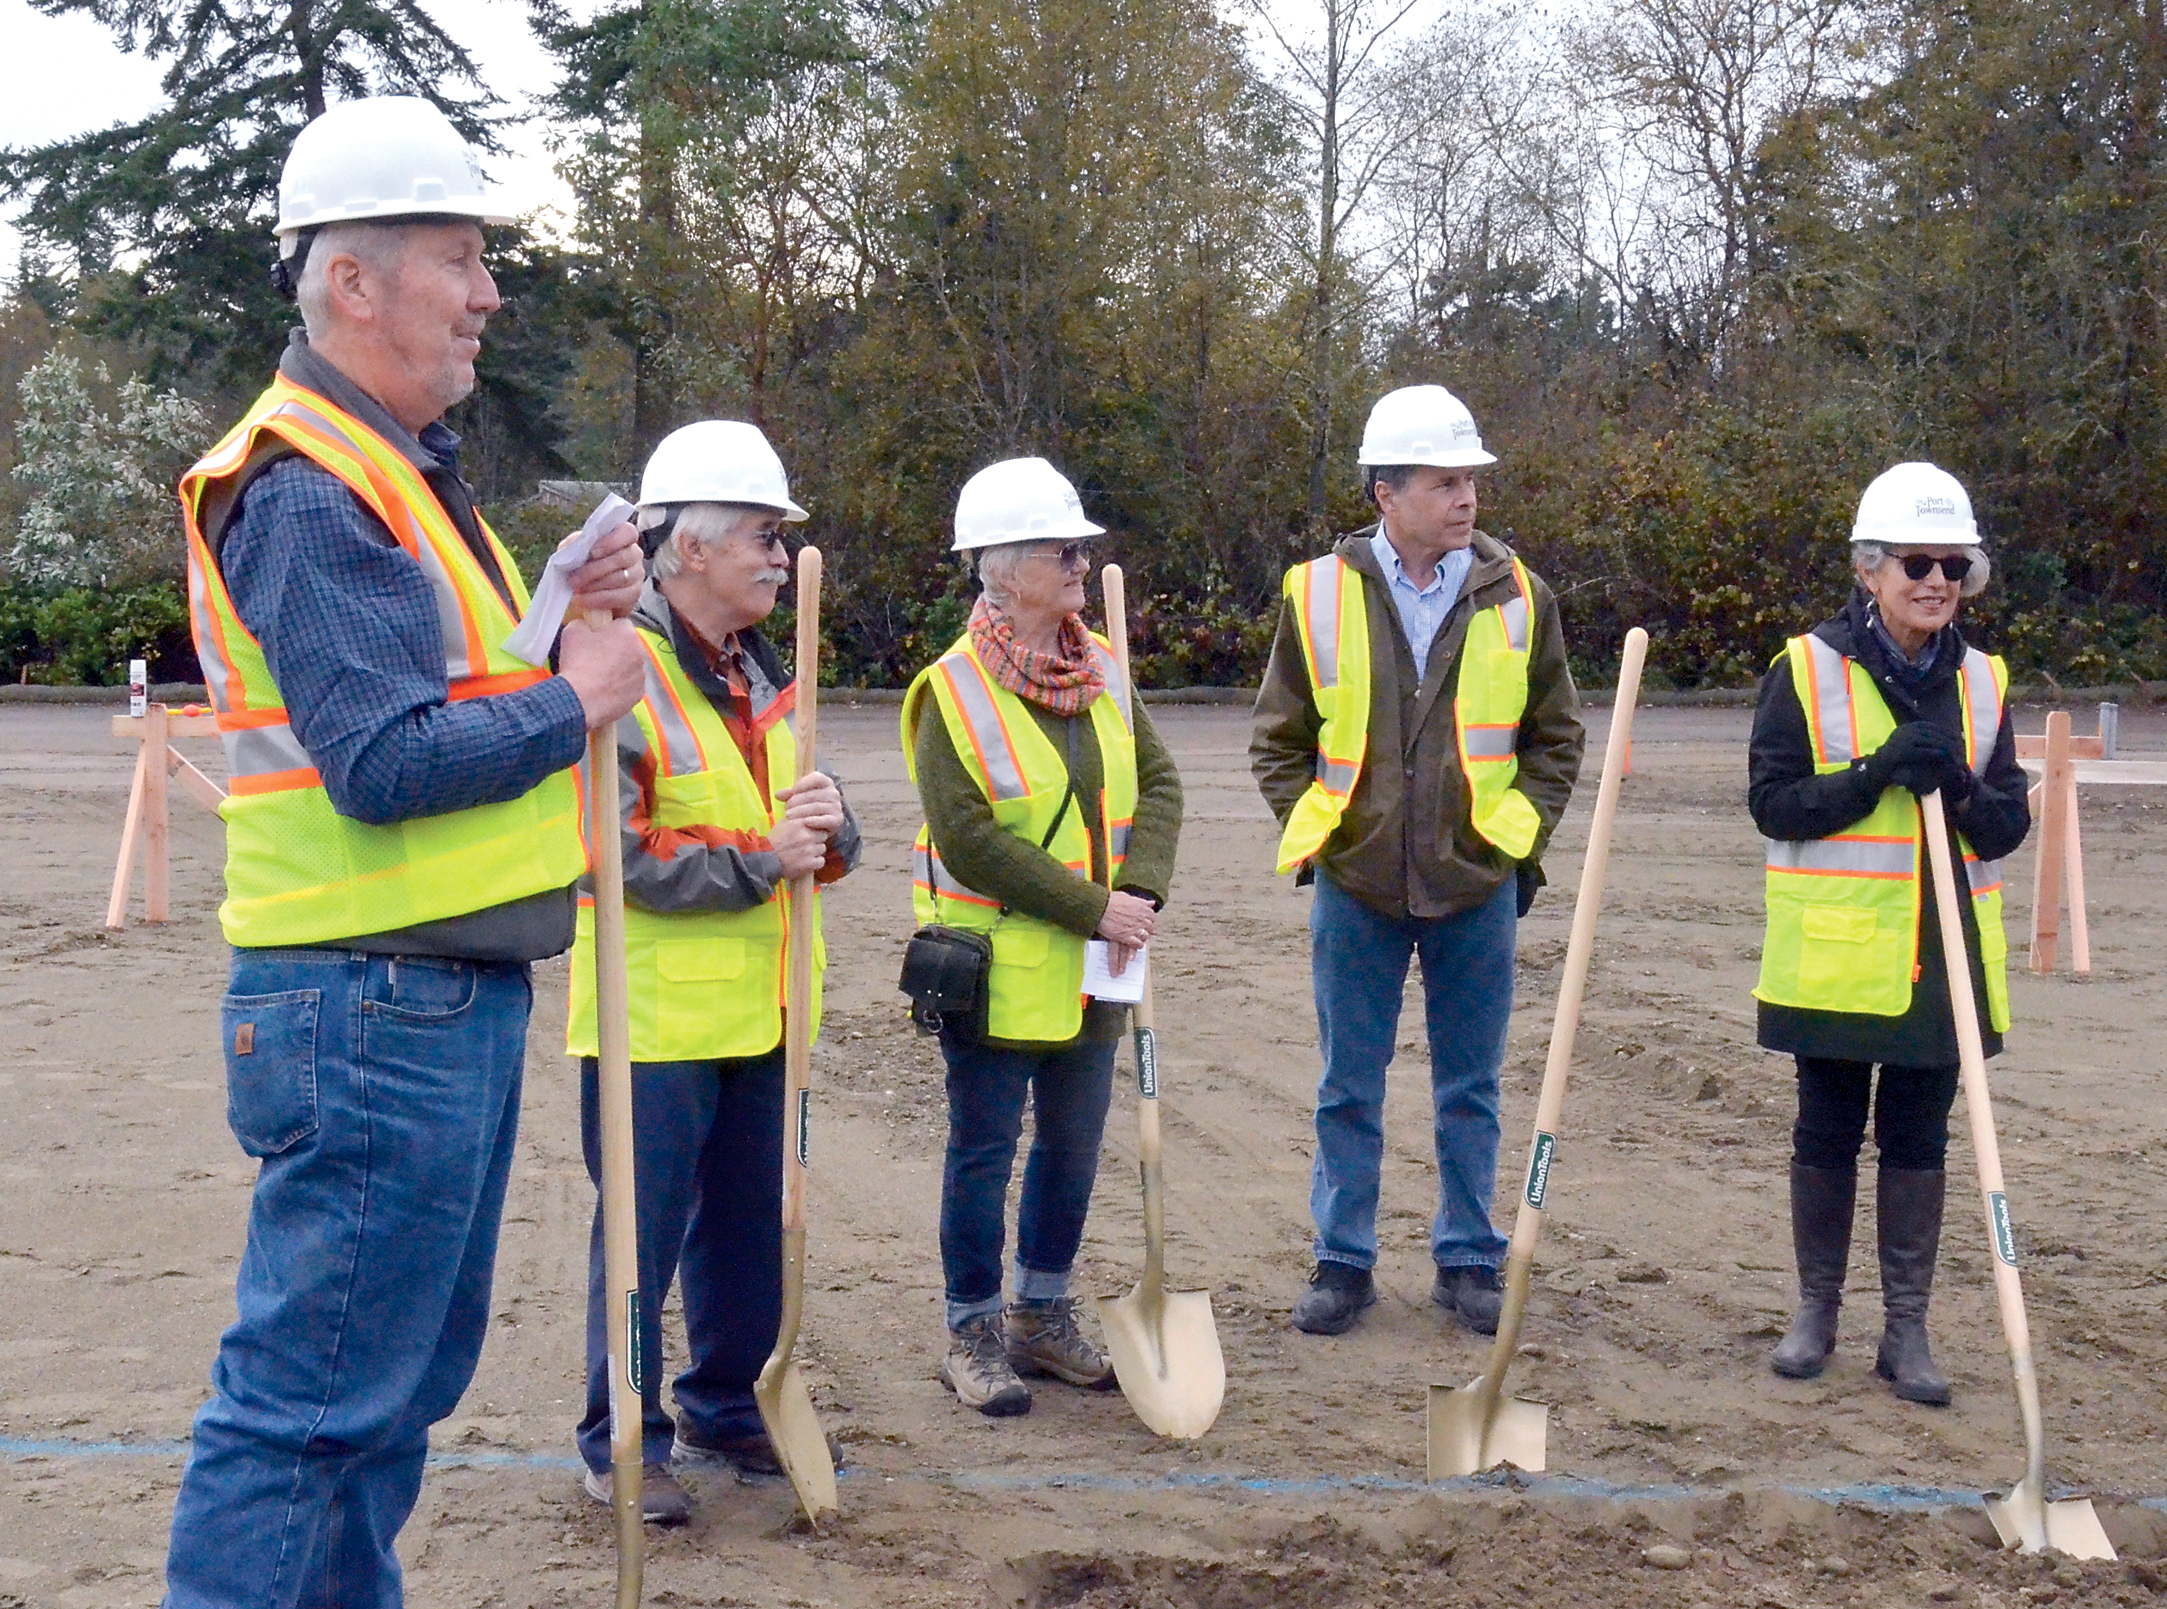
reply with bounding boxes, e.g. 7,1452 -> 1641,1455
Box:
449,668 -> 552,701
228,766 -> 322,796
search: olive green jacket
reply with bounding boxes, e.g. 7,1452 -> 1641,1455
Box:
1250,528 -> 1584,919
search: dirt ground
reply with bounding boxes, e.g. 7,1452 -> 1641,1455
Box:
5,696 -> 2167,1608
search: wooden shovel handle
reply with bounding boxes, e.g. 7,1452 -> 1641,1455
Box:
583,608 -> 644,1607
782,547 -> 821,1231
1922,788 -> 2048,1490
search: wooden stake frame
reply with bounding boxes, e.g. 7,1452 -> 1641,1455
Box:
107,704 -> 225,930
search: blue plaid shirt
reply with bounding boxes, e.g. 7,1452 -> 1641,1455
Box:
1370,525 -> 1473,683
221,428 -> 587,827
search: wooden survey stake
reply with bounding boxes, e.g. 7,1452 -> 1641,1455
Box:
107,704 -> 225,930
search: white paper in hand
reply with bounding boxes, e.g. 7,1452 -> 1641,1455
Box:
1083,940 -> 1147,1003
503,492 -> 637,666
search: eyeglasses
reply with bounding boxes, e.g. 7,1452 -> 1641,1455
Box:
1897,553 -> 1972,582
1025,540 -> 1093,573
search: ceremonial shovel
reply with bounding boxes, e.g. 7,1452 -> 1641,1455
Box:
753,545 -> 840,1525
1921,789 -> 2112,1560
1094,564 -> 1226,1439
585,609 -> 644,1606
1429,625 -> 1648,1479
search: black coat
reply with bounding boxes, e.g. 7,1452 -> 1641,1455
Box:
1749,592 -> 2032,1067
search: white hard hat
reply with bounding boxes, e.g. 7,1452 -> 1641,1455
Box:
637,421 -> 809,522
1357,384 -> 1497,469
1851,462 -> 1980,545
951,457 -> 1104,552
275,96 -> 515,254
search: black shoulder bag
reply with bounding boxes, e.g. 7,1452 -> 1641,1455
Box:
899,717 -> 1080,1034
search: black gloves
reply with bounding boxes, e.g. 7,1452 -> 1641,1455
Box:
1516,861 -> 1543,917
1858,722 -> 1973,800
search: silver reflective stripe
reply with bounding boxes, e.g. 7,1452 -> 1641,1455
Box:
1499,595 -> 1530,653
1090,643 -> 1132,732
1110,820 -> 1132,859
641,651 -> 705,777
189,558 -> 232,711
1463,725 -> 1518,760
224,722 -> 314,779
1303,560 -> 1343,688
1967,856 -> 2003,895
942,654 -> 1031,801
1960,649 -> 1999,778
1765,836 -> 1916,878
1315,756 -> 1359,793
915,838 -> 996,907
1799,636 -> 1857,764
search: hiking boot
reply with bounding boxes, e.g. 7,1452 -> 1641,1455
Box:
938,1312 -> 1032,1416
1772,1164 -> 1856,1380
1005,1297 -> 1116,1389
1874,1168 -> 1952,1406
674,1422 -> 845,1480
1433,1265 -> 1504,1336
1290,1262 -> 1375,1335
581,1463 -> 695,1526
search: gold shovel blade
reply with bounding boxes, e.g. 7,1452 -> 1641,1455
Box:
1098,1285 -> 1225,1440
1427,1380 -> 1547,1480
1986,1478 -> 2114,1560
754,1361 -> 837,1522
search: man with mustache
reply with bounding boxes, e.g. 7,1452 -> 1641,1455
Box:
165,97 -> 648,1604
564,420 -> 859,1522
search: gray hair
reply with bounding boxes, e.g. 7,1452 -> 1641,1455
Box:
295,221 -> 416,338
1853,540 -> 1991,599
973,542 -> 1038,610
642,501 -> 775,582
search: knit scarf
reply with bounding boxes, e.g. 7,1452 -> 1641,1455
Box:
968,596 -> 1105,717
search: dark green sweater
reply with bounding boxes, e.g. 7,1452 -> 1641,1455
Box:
913,694 -> 1183,1045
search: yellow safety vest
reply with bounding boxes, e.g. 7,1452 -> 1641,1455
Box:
1274,549 -> 1543,874
180,374 -> 585,948
566,626 -> 823,1061
1755,633 -> 2011,1031
902,634 -> 1138,1043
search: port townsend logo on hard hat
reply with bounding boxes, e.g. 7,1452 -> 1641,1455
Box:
1915,497 -> 1959,519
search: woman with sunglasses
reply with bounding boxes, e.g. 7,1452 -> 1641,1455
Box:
902,456 -> 1184,1417
1749,461 -> 2031,1406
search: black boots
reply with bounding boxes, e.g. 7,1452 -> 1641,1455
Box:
1771,1164 -> 1855,1379
1874,1167 -> 1952,1405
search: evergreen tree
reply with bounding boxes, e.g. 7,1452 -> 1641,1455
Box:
0,0 -> 502,390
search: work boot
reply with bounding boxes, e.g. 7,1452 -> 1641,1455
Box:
674,1420 -> 844,1480
1290,1262 -> 1375,1335
1771,1163 -> 1856,1379
1433,1265 -> 1504,1336
580,1463 -> 695,1526
938,1312 -> 1032,1416
1874,1167 -> 1952,1406
1005,1297 -> 1116,1389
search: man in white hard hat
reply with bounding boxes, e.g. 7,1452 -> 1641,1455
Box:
1252,385 -> 1584,1338
165,96 -> 648,1603
563,420 -> 859,1521
902,457 -> 1183,1415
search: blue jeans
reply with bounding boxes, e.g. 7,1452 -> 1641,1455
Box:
574,1051 -> 783,1473
164,950 -> 531,1609
1308,872 -> 1515,1273
938,1030 -> 1117,1329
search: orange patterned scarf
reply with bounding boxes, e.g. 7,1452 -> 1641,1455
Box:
968,597 -> 1105,717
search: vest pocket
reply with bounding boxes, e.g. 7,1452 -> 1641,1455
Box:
222,989 -> 320,1157
991,923 -> 1050,969
1796,905 -> 1880,996
1484,647 -> 1529,708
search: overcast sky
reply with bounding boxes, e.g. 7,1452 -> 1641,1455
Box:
0,0 -> 1454,269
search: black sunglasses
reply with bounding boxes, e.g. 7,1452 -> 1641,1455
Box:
1898,553 -> 1972,582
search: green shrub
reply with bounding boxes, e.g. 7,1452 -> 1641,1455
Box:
0,581 -> 195,686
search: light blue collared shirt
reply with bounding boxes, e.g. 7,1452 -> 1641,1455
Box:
1370,526 -> 1472,683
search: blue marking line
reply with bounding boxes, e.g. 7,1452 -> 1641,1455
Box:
1,1433 -> 2065,1510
